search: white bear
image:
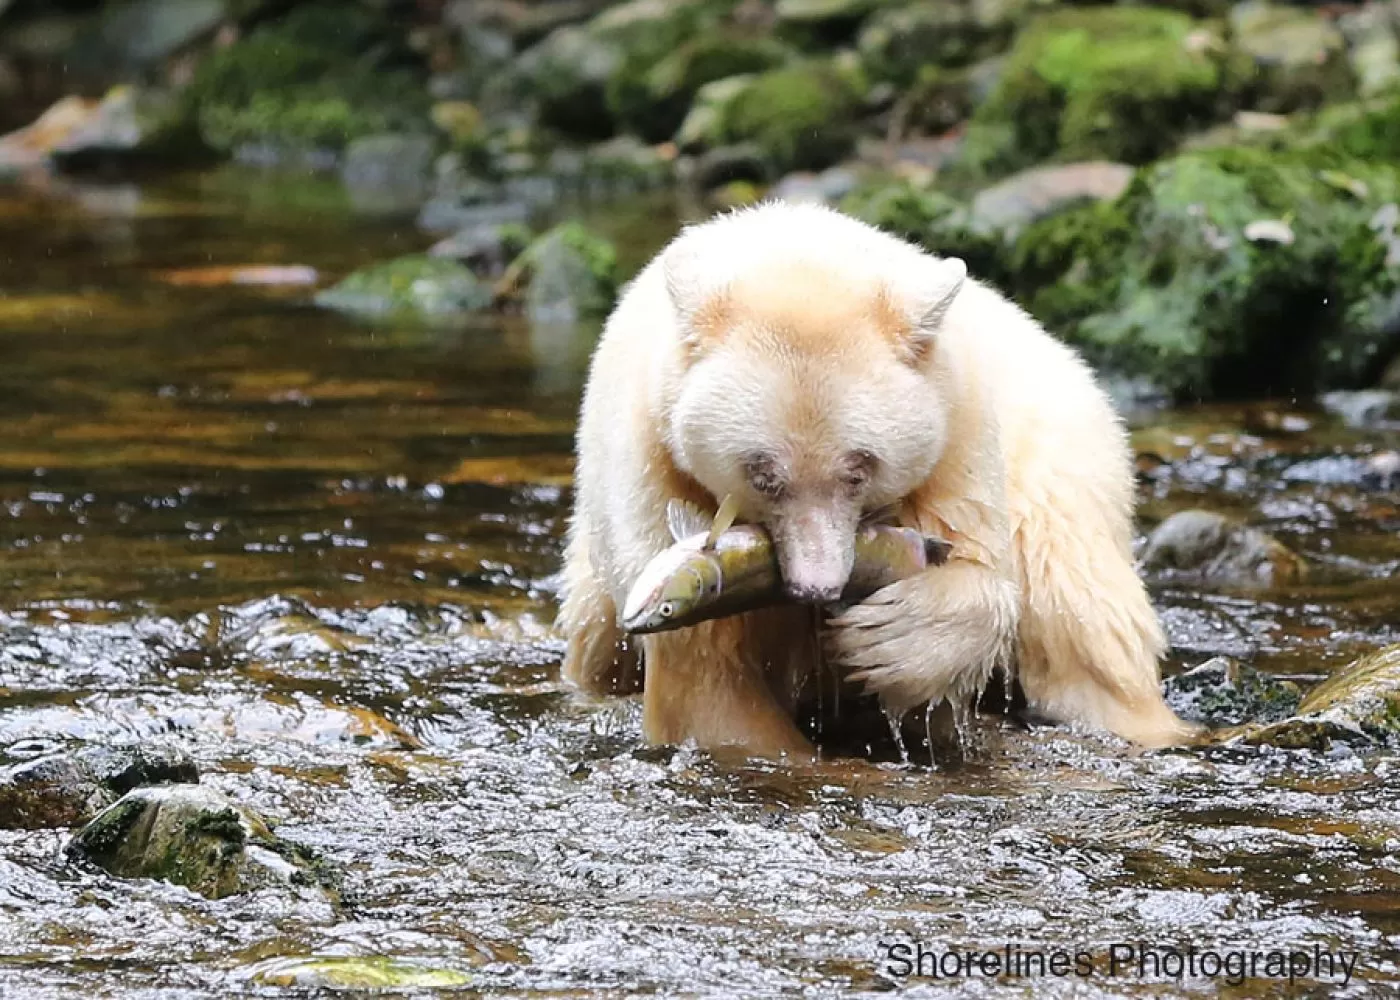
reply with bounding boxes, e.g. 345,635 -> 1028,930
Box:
557,201 -> 1195,759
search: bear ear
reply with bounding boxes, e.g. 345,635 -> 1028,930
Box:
900,256 -> 967,363
663,242 -> 730,358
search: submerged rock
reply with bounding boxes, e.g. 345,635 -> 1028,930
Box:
1244,644 -> 1400,749
1163,656 -> 1302,726
314,255 -> 494,321
255,957 -> 471,989
500,223 -> 619,324
1140,509 -> 1306,585
339,133 -> 436,216
0,744 -> 197,830
67,785 -> 321,899
1319,389 -> 1400,429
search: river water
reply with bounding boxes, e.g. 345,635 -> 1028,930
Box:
0,168 -> 1397,997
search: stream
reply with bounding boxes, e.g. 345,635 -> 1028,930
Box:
0,168 -> 1397,997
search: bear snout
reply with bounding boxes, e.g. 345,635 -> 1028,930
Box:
772,507 -> 857,604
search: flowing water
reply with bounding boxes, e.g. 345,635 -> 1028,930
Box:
0,168 -> 1397,997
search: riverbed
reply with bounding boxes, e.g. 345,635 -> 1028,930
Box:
0,168 -> 1397,996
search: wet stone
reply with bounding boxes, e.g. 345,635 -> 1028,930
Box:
66,784 -> 323,900
253,957 -> 472,989
1243,644 -> 1400,750
1140,509 -> 1307,585
1162,656 -> 1302,727
313,254 -> 494,321
0,743 -> 198,830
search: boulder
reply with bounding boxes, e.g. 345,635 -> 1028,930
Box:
180,4 -> 429,158
968,161 -> 1134,239
1139,509 -> 1306,585
960,6 -> 1245,178
66,785 -> 322,900
710,59 -> 868,172
1163,656 -> 1302,726
1010,147 -> 1400,397
1244,644 -> 1400,749
0,744 -> 197,830
857,0 -> 1023,85
314,255 -> 494,321
1230,1 -> 1353,112
339,133 -> 437,216
499,223 -> 619,323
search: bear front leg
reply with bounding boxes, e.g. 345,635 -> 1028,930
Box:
825,561 -> 1020,716
558,528 -> 641,696
641,612 -> 816,761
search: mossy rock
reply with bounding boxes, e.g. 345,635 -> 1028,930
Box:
518,0 -> 715,139
1163,656 -> 1303,726
607,32 -> 793,141
1139,509 -> 1307,585
857,0 -> 1024,85
963,6 -> 1245,178
181,3 -> 429,157
840,176 -> 1008,283
675,73 -> 757,150
502,222 -> 619,322
314,255 -> 494,321
66,785 -> 324,900
715,58 -> 868,173
1243,644 -> 1400,749
1009,146 -> 1400,397
1229,1 -> 1353,113
0,743 -> 198,831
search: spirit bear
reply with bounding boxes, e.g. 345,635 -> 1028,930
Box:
558,202 -> 1195,759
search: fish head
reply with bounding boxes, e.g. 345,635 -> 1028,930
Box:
619,542 -> 721,633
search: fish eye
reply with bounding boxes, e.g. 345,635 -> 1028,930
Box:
659,601 -> 674,618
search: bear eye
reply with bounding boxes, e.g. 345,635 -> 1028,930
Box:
843,450 -> 877,491
743,453 -> 786,499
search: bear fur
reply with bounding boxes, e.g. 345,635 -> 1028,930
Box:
558,202 -> 1196,759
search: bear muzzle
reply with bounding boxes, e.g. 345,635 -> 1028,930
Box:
772,507 -> 857,604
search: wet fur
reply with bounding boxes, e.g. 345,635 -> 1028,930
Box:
558,202 -> 1197,759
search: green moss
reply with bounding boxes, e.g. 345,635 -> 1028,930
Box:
181,3 -> 428,155
840,177 -> 1008,283
857,0 -> 1017,85
1009,146 -> 1400,397
719,59 -> 867,172
505,222 -> 620,319
608,33 -> 792,141
314,256 -> 494,321
966,7 -> 1242,176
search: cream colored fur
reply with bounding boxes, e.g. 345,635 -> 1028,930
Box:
557,202 -> 1197,759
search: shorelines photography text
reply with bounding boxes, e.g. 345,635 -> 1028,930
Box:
878,940 -> 1365,987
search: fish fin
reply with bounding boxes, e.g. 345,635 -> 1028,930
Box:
704,493 -> 740,549
666,499 -> 712,542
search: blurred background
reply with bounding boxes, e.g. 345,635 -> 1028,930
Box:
1,1 -> 1398,996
